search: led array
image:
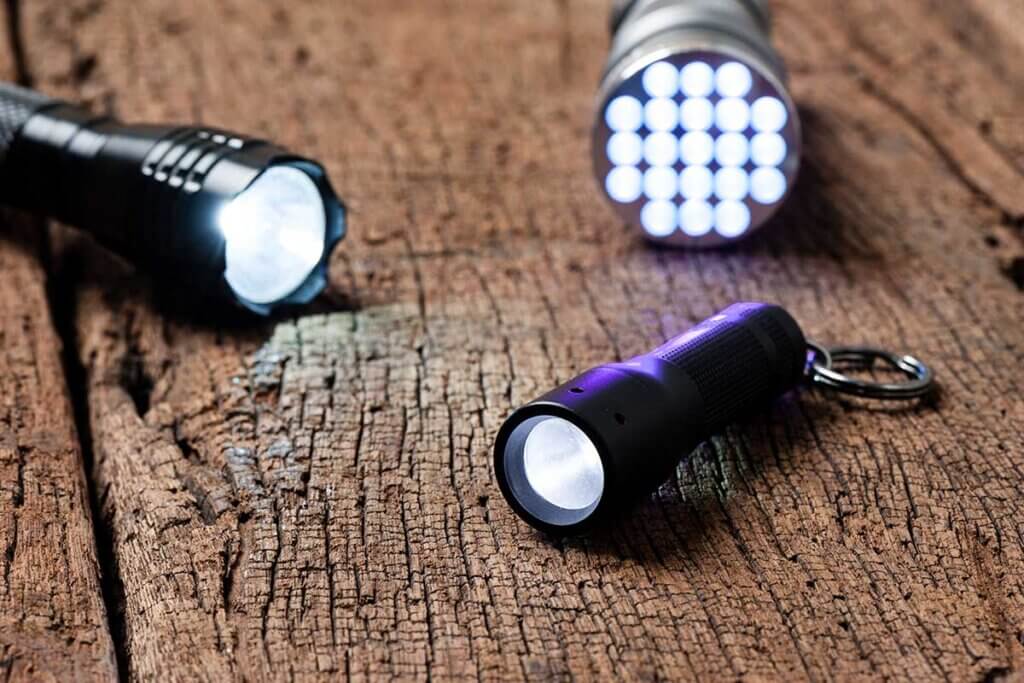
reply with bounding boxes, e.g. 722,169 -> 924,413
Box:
604,59 -> 790,239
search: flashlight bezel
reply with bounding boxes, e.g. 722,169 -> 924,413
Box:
593,38 -> 801,248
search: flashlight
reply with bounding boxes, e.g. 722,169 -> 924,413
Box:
594,0 -> 800,246
0,82 -> 345,315
494,303 -> 807,534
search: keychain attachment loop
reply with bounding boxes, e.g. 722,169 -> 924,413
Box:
805,343 -> 934,400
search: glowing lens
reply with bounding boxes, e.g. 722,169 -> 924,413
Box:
715,62 -> 752,98
750,167 -> 788,204
607,132 -> 644,166
606,96 -> 644,132
601,54 -> 796,241
606,166 -> 643,203
680,61 -> 714,97
643,62 -> 679,98
751,96 -> 787,133
750,133 -> 787,167
219,165 -> 326,304
522,418 -> 604,511
641,200 -> 678,236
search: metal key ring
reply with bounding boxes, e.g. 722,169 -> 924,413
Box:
805,343 -> 935,400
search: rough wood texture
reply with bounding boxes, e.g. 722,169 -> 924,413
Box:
0,40 -> 117,678
9,0 -> 1024,680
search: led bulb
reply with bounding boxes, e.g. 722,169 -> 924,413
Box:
641,200 -> 678,236
715,61 -> 752,98
606,166 -> 644,203
607,132 -> 644,166
680,98 -> 714,131
645,98 -> 679,132
643,61 -> 679,98
606,96 -> 644,132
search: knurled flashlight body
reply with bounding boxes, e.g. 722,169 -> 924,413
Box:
494,303 -> 807,535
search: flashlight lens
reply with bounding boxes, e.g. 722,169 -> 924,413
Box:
641,199 -> 678,236
218,166 -> 326,305
642,61 -> 680,98
680,61 -> 714,97
606,165 -> 644,203
523,418 -> 605,511
502,415 -> 606,527
679,200 -> 715,236
715,61 -> 753,98
605,95 -> 644,132
751,96 -> 788,133
750,167 -> 787,204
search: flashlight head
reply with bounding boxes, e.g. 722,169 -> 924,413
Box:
495,356 -> 704,535
593,0 -> 801,246
139,132 -> 346,316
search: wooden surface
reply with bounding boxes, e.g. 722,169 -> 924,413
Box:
1,0 -> 1023,680
0,34 -> 118,682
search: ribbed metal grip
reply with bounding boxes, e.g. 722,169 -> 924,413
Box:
0,83 -> 53,166
652,302 -> 806,431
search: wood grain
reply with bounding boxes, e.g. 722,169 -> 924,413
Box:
9,0 -> 1024,680
0,16 -> 117,679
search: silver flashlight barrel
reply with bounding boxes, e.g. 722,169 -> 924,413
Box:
602,0 -> 785,112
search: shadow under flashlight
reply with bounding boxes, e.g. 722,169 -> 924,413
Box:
0,82 -> 345,315
594,0 -> 800,246
494,303 -> 807,535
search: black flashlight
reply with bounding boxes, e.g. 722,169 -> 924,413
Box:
0,82 -> 345,315
494,302 -> 807,535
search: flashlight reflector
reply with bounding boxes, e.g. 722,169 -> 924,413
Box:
523,418 -> 605,511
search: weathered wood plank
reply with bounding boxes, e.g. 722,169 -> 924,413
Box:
17,0 -> 1024,680
0,55 -> 117,683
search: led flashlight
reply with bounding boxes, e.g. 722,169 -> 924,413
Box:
0,83 -> 345,315
594,0 -> 800,246
494,303 -> 807,534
